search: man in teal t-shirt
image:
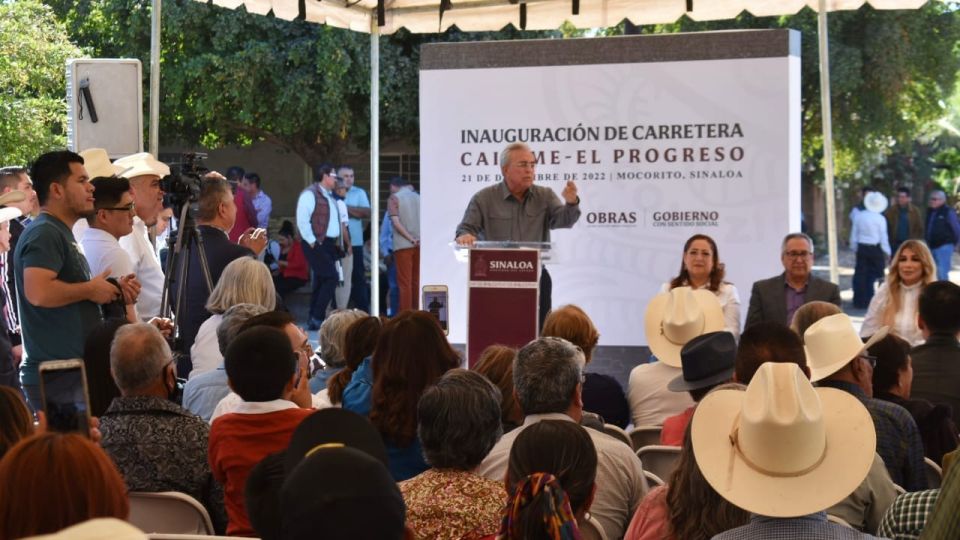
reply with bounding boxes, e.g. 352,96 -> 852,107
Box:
14,151 -> 134,410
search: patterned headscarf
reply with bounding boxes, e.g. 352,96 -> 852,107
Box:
498,472 -> 581,540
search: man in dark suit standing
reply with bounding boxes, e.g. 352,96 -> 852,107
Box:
172,175 -> 267,376
745,232 -> 841,329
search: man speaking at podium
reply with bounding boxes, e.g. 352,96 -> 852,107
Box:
455,142 -> 581,327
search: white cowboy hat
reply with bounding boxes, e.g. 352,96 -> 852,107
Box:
114,152 -> 170,179
0,207 -> 22,225
644,286 -> 725,367
864,191 -> 888,214
804,313 -> 888,382
691,362 -> 875,517
79,148 -> 131,178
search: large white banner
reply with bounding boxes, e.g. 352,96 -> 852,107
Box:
420,38 -> 801,345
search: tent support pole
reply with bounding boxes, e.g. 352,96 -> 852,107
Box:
149,0 -> 161,155
370,21 -> 381,316
818,0 -> 839,284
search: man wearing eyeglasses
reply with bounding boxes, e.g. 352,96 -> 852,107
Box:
744,232 -> 841,329
455,142 -> 581,327
80,176 -> 142,323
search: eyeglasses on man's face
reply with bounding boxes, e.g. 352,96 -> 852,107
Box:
782,250 -> 812,260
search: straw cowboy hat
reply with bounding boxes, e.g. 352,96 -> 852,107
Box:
864,191 -> 888,214
804,313 -> 888,382
79,148 -> 132,179
113,152 -> 170,179
667,331 -> 736,392
691,362 -> 876,517
645,286 -> 724,367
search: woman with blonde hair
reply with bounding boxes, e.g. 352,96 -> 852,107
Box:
861,239 -> 936,345
542,305 -> 629,428
190,257 -> 277,377
663,234 -> 741,339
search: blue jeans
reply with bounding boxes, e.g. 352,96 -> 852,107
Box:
932,243 -> 955,281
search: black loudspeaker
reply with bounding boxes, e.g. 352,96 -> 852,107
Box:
66,59 -> 143,158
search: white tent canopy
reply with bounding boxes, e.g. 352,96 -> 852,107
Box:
203,0 -> 926,33
161,0 -> 931,315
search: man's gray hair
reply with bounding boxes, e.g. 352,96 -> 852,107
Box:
110,323 -> 172,393
781,232 -> 814,255
319,309 -> 367,367
513,336 -> 585,415
931,190 -> 947,201
418,369 -> 503,470
217,303 -> 269,355
500,142 -> 532,170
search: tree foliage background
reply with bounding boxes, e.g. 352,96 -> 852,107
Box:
24,0 -> 960,191
0,0 -> 83,165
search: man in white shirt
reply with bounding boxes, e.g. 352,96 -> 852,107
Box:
80,177 -> 140,323
114,152 -> 170,320
296,164 -> 343,330
851,191 -> 891,309
476,337 -> 647,540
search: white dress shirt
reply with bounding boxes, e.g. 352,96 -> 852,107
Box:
660,281 -> 741,340
627,360 -> 695,427
79,226 -> 134,278
476,412 -> 648,540
851,210 -> 892,256
119,217 -> 165,319
210,391 -> 324,423
861,281 -> 924,346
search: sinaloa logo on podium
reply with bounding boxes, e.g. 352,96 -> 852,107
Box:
490,260 -> 535,271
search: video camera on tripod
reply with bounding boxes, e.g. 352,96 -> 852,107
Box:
159,152 -> 215,357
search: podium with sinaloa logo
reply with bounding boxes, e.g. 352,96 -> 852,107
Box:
464,243 -> 547,367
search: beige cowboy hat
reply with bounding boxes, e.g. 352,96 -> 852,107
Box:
644,286 -> 724,367
691,362 -> 875,517
0,190 -> 26,207
114,152 -> 170,179
79,148 -> 132,178
804,313 -> 888,382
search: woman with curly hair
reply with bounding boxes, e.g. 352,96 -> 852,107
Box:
861,239 -> 937,346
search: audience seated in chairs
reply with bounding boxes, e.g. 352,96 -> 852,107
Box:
695,362 -> 883,540
492,420 -> 597,540
625,417 -> 749,540
477,336 -> 647,540
736,320 -> 898,534
869,332 -> 959,465
208,326 -> 314,536
473,344 -> 523,433
343,310 -> 459,481
0,433 -> 129,539
629,287 -> 725,427
806,313 -> 928,492
99,323 -> 226,533
181,303 -> 269,423
209,310 -> 315,421
280,443 -> 413,540
660,331 -> 736,446
400,369 -> 506,540
310,308 -> 367,395
543,304 -> 630,428
328,315 -> 383,408
245,408 -> 391,540
189,257 -> 277,379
